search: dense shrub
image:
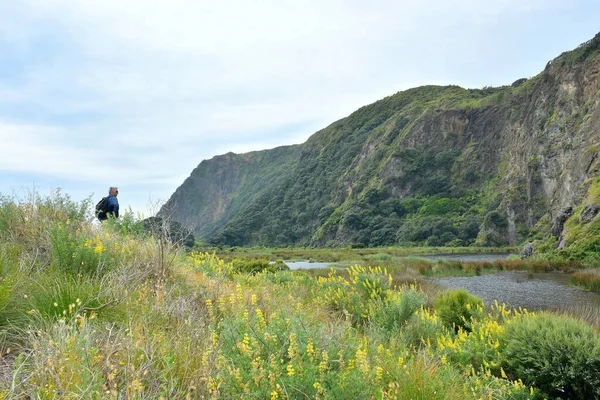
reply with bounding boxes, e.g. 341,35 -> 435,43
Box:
228,258 -> 289,275
500,313 -> 600,399
396,216 -> 457,245
401,307 -> 445,348
371,288 -> 426,333
484,210 -> 508,228
433,289 -> 484,332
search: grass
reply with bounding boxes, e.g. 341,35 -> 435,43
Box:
571,269 -> 600,292
203,245 -> 519,263
205,245 -> 587,277
0,192 -> 598,397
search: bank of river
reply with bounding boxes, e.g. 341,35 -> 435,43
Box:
285,252 -> 514,269
286,254 -> 600,311
431,272 -> 600,310
418,253 -> 513,263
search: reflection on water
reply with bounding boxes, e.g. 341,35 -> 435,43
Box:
419,253 -> 513,263
285,261 -> 335,270
432,272 -> 600,311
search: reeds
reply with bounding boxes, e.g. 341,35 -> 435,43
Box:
571,269 -> 600,292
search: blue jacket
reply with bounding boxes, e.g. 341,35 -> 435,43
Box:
107,195 -> 119,219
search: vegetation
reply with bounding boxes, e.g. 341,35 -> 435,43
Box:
571,269 -> 600,292
0,193 -> 598,398
160,31 -> 600,274
433,290 -> 484,332
500,313 -> 600,399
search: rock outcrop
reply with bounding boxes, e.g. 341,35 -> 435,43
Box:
162,33 -> 600,248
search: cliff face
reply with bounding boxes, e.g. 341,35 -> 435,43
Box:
161,33 -> 600,249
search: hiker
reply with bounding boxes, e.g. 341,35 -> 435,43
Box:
97,187 -> 120,222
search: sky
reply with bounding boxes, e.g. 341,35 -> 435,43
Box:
1,0 -> 599,217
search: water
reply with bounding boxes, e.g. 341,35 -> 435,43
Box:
285,261 -> 336,270
285,253 -> 513,270
284,254 -> 600,312
432,272 -> 600,310
418,253 -> 513,263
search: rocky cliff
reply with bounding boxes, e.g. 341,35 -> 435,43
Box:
161,33 -> 600,252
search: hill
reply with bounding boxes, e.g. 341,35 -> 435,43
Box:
162,33 -> 600,258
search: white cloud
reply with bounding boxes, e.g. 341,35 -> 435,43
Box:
0,0 -> 596,216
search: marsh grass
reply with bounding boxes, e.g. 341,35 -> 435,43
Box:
207,246 -> 519,264
571,268 -> 600,292
558,303 -> 600,330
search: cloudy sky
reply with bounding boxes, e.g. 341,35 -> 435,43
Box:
1,0 -> 599,216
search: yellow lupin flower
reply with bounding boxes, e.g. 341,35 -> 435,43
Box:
288,333 -> 299,359
375,366 -> 383,381
255,308 -> 266,331
306,338 -> 315,358
287,363 -> 295,376
319,351 -> 329,374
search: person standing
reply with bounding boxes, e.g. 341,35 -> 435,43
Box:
98,187 -> 120,222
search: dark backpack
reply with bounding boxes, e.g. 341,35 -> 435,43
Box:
95,197 -> 109,219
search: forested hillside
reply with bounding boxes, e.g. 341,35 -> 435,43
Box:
162,33 -> 600,256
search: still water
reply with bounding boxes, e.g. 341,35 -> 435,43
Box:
420,253 -> 600,310
286,254 -> 600,311
285,261 -> 335,270
431,272 -> 600,311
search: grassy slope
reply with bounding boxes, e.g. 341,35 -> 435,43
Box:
1,194 -> 600,397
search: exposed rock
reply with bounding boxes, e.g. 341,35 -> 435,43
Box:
558,236 -> 568,250
551,207 -> 573,238
522,242 -> 535,259
580,203 -> 600,223
161,32 -> 600,247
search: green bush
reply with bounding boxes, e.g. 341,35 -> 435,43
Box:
371,289 -> 426,333
433,289 -> 483,331
500,313 -> 600,399
229,258 -> 288,275
401,308 -> 444,348
50,225 -> 103,275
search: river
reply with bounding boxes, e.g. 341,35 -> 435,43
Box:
286,254 -> 600,311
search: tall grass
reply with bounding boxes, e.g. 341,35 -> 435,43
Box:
571,269 -> 600,292
1,192 -> 597,397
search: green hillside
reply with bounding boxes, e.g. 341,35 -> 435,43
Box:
163,33 -> 600,259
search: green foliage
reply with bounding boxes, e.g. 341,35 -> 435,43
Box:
370,289 -> 426,334
433,289 -> 484,332
554,31 -> 600,66
397,216 -> 458,246
228,258 -> 289,275
511,78 -> 528,87
49,225 -> 105,275
0,193 -> 561,398
500,313 -> 600,399
21,273 -> 124,323
484,210 -> 508,228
